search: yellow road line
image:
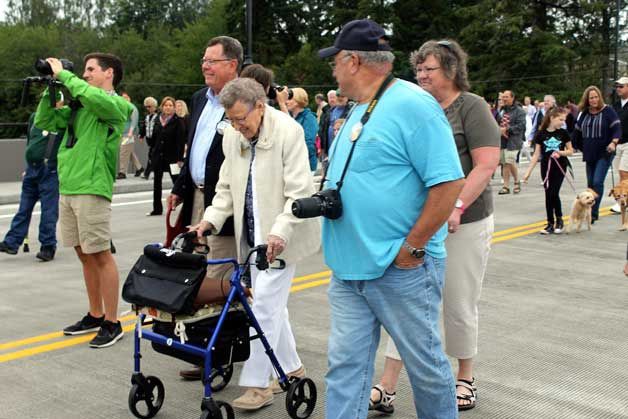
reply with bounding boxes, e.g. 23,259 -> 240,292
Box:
0,314 -> 137,351
291,278 -> 331,293
492,206 -> 612,237
0,323 -> 136,363
492,209 -> 612,243
0,209 -> 618,362
291,270 -> 331,284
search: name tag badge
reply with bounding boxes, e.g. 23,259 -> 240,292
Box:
216,120 -> 230,135
350,122 -> 363,142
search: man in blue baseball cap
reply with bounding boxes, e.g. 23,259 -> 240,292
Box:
319,19 -> 463,419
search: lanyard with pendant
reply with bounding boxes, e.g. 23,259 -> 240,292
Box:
320,73 -> 395,192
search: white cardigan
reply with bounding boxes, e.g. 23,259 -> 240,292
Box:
203,105 -> 321,265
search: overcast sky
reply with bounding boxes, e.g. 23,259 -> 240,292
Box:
0,1 -> 7,22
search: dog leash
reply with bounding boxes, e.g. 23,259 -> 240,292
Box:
543,155 -> 577,194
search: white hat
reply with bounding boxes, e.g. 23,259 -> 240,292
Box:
616,76 -> 628,85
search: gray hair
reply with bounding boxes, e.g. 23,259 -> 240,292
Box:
544,95 -> 556,105
219,78 -> 266,109
207,36 -> 244,72
410,39 -> 470,92
345,50 -> 395,74
143,96 -> 157,107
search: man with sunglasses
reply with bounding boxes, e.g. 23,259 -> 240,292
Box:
612,77 -> 628,180
167,36 -> 242,380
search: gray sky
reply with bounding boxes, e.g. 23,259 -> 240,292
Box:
0,0 -> 8,22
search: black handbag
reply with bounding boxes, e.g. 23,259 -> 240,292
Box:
151,310 -> 250,366
122,245 -> 207,315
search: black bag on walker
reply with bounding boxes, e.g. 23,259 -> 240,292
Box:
151,310 -> 251,366
122,245 -> 207,315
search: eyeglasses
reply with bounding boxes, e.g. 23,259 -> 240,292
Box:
229,105 -> 256,126
328,53 -> 353,70
200,58 -> 233,66
415,66 -> 441,75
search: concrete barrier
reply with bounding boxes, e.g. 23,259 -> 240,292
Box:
0,138 -> 152,182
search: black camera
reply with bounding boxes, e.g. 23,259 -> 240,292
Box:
291,189 -> 342,219
268,85 -> 293,101
35,58 -> 74,76
21,59 -> 73,108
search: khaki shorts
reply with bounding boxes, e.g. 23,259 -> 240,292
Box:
59,194 -> 112,254
615,143 -> 628,172
500,149 -> 518,165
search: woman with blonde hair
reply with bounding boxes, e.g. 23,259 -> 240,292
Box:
148,96 -> 186,215
572,85 -> 621,222
285,87 -> 318,172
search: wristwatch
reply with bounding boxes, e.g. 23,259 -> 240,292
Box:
454,199 -> 466,214
403,242 -> 425,259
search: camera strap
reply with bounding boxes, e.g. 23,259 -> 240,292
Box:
65,99 -> 83,148
321,73 -> 395,192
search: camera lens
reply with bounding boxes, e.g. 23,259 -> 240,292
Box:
35,59 -> 53,75
291,196 -> 323,218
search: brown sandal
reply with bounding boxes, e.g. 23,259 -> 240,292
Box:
498,186 -> 510,195
513,182 -> 521,194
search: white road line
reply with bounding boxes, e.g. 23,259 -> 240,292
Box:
0,198 -> 155,220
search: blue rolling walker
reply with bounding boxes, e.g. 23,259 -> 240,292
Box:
127,234 -> 317,419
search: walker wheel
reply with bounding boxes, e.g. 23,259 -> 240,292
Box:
209,364 -> 233,392
200,400 -> 234,419
128,375 -> 165,419
285,377 -> 317,419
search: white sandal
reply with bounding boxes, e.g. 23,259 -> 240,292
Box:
369,384 -> 396,415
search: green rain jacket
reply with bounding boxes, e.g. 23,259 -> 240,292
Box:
35,70 -> 132,201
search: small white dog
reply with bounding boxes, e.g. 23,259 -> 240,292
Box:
567,189 -> 598,233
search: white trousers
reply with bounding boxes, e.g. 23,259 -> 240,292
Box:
237,161 -> 301,387
238,261 -> 301,387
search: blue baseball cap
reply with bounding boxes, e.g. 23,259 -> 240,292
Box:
318,19 -> 391,59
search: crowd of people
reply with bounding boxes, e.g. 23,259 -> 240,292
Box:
0,16 -> 627,419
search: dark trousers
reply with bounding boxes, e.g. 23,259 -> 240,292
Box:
585,155 -> 613,219
153,162 -> 178,214
542,163 -> 565,226
144,146 -> 154,178
3,164 -> 59,250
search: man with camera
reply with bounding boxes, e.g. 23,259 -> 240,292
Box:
35,53 -> 133,348
315,19 -> 464,419
167,36 -> 241,379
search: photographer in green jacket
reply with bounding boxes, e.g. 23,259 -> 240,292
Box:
35,53 -> 132,348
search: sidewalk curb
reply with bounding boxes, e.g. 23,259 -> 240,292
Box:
0,179 -> 172,206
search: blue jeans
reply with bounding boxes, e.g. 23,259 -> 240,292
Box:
326,256 -> 457,419
3,164 -> 59,250
585,155 -> 613,219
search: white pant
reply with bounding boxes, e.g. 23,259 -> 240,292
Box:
238,261 -> 302,387
237,160 -> 301,388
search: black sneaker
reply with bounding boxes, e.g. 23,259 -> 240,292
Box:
134,167 -> 144,177
539,224 -> 554,235
36,246 -> 56,262
554,220 -> 564,234
63,313 -> 104,335
0,241 -> 18,255
89,320 -> 124,348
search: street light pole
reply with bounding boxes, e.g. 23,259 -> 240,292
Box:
243,0 -> 253,67
613,0 -> 620,101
